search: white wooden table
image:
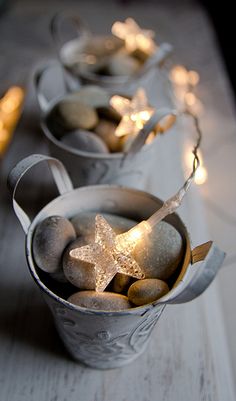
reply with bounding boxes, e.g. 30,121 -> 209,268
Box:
0,1 -> 235,400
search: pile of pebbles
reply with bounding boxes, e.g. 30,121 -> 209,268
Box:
47,85 -> 149,154
32,212 -> 184,311
61,35 -> 149,80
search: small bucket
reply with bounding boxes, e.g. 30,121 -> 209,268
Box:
35,63 -> 176,188
8,154 -> 225,369
50,11 -> 173,92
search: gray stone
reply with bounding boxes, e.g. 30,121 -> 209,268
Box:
128,278 -> 169,306
69,86 -> 110,108
133,221 -> 184,280
63,237 -> 96,290
108,53 -> 141,76
95,119 -> 122,152
84,35 -> 124,57
112,273 -> 131,293
71,211 -> 136,238
55,98 -> 98,130
67,290 -> 131,311
61,129 -> 109,153
33,216 -> 76,273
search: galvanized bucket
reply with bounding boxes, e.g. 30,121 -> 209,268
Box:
8,154 -> 225,369
50,11 -> 172,92
35,63 -> 176,188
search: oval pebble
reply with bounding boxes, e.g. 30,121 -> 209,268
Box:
112,273 -> 131,293
71,211 -> 137,238
61,129 -> 109,153
128,278 -> 169,306
71,86 -> 110,108
133,221 -> 184,280
108,53 -> 141,76
54,99 -> 98,131
68,290 -> 131,311
95,119 -> 122,152
33,216 -> 76,273
63,237 -> 96,290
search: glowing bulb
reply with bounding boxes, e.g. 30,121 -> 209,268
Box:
188,70 -> 199,86
112,18 -> 156,55
170,65 -> 189,86
110,88 -> 154,137
194,166 -> 207,185
185,92 -> 196,107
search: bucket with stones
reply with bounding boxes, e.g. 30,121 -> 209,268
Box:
35,63 -> 176,188
50,11 -> 172,92
8,154 -> 225,369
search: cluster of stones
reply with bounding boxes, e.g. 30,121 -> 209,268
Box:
32,212 -> 184,311
47,85 -> 141,154
61,35 -> 148,79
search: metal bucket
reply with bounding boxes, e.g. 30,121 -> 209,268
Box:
35,63 -> 176,188
50,11 -> 172,92
8,155 -> 225,369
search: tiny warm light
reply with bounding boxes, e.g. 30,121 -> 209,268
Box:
110,88 -> 154,137
169,65 -> 189,86
194,165 -> 208,185
0,86 -> 25,157
184,147 -> 207,185
185,92 -> 196,107
188,70 -> 200,86
112,18 -> 156,55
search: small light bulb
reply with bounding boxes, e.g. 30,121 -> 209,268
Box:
194,166 -> 208,185
188,70 -> 200,86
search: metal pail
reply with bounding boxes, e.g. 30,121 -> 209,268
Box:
8,155 -> 225,369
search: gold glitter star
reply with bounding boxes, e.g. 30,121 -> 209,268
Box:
112,18 -> 156,55
70,214 -> 145,292
110,88 -> 154,137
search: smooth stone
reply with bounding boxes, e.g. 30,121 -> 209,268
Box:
68,291 -> 131,311
69,86 -> 110,108
84,36 -> 124,57
133,221 -> 184,280
63,237 -> 96,290
128,278 -> 169,306
61,129 -> 109,153
112,273 -> 131,293
33,216 -> 76,274
95,119 -> 122,152
71,211 -> 136,238
54,99 -> 98,130
108,53 -> 141,76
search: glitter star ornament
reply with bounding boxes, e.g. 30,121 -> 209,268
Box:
70,215 -> 145,292
112,18 -> 156,55
110,88 -> 154,137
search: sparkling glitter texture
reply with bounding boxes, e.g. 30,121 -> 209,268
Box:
70,215 -> 145,292
110,88 -> 154,138
112,18 -> 157,55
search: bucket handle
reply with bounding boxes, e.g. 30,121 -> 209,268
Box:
7,154 -> 74,234
159,241 -> 225,304
124,108 -> 177,158
50,11 -> 90,54
34,61 -> 63,113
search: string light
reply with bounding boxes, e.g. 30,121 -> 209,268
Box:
0,86 -> 24,156
110,88 -> 154,137
112,18 -> 157,55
